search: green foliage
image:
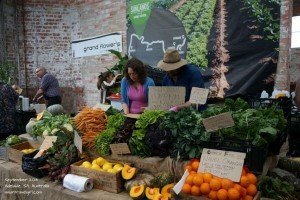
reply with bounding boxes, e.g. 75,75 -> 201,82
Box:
109,50 -> 128,74
32,114 -> 71,138
0,61 -> 16,84
241,0 -> 280,42
128,129 -> 151,157
95,128 -> 116,156
152,0 -> 180,9
106,113 -> 126,129
258,176 -> 297,200
135,110 -> 166,129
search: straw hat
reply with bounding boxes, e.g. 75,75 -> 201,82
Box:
157,49 -> 187,71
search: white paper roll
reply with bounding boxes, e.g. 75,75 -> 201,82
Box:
63,174 -> 93,192
22,97 -> 29,111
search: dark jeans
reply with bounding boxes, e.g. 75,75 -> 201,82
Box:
46,96 -> 62,107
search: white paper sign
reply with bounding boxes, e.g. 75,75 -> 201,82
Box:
74,130 -> 82,154
202,112 -> 235,132
173,169 -> 190,195
72,32 -> 122,58
189,87 -> 209,104
199,148 -> 246,182
93,103 -> 111,111
148,86 -> 185,110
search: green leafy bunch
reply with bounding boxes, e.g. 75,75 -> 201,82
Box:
258,176 -> 297,200
95,128 -> 116,156
128,129 -> 151,157
160,108 -> 207,159
135,110 -> 166,129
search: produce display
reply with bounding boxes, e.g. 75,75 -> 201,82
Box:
182,159 -> 258,200
0,135 -> 23,146
73,107 -> 107,148
79,157 -> 124,174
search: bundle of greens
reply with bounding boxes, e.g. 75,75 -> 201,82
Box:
160,108 -> 207,159
258,176 -> 297,200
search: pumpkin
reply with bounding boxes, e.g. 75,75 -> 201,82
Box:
124,173 -> 154,191
129,185 -> 145,200
47,104 -> 64,115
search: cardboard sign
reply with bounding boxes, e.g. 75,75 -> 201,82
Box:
148,86 -> 185,110
74,130 -> 83,154
110,143 -> 131,155
93,103 -> 111,111
202,112 -> 235,132
199,148 -> 246,182
189,87 -> 209,104
34,136 -> 57,159
173,169 -> 189,195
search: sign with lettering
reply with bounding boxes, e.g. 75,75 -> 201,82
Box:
148,86 -> 185,110
199,148 -> 246,182
72,32 -> 122,58
189,87 -> 209,104
202,112 -> 235,132
110,143 -> 131,155
173,169 -> 189,195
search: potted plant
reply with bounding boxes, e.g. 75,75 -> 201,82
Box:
108,50 -> 128,75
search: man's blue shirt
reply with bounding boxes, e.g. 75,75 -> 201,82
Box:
162,64 -> 205,102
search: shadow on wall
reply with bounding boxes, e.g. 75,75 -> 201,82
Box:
24,87 -> 85,114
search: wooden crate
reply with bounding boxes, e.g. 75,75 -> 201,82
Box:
7,142 -> 38,164
70,158 -> 128,193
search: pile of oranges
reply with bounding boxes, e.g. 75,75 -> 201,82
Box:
182,159 -> 258,200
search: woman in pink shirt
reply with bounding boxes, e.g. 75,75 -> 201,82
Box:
121,58 -> 155,114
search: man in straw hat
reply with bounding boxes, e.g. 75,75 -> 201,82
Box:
157,48 -> 205,111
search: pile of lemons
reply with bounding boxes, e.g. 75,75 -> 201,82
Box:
80,157 -> 123,173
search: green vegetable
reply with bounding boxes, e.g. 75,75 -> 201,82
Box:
95,128 -> 116,156
135,110 -> 166,129
5,135 -> 23,146
129,129 -> 151,157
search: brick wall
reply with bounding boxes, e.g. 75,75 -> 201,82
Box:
290,48 -> 300,83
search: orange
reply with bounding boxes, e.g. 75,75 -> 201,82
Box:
191,161 -> 200,172
240,176 -> 250,188
217,189 -> 228,200
193,174 -> 203,186
190,185 -> 201,196
243,195 -> 253,200
241,168 -> 247,176
240,187 -> 247,197
233,183 -> 242,192
184,164 -> 192,172
199,182 -> 210,195
185,174 -> 196,185
210,178 -> 221,191
182,183 -> 191,194
246,184 -> 257,196
228,188 -> 240,200
203,172 -> 213,183
246,173 -> 257,185
221,178 -> 234,190
208,190 -> 218,200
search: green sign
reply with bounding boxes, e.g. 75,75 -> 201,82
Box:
129,0 -> 152,37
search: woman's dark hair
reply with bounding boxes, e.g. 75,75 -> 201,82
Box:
125,58 -> 147,85
97,71 -> 114,90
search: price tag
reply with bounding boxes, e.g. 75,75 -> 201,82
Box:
202,112 -> 235,132
189,87 -> 209,104
110,143 -> 131,155
74,130 -> 82,154
199,148 -> 246,182
173,169 -> 190,195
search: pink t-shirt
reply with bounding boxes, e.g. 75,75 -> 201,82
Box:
128,85 -> 147,114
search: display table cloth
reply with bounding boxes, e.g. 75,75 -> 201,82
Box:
0,160 -> 130,200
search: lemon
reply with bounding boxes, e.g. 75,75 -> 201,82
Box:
107,168 -> 117,173
82,161 -> 92,168
92,159 -> 98,165
91,164 -> 101,171
102,162 -> 113,171
96,157 -> 106,166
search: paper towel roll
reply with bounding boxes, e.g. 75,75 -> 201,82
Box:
22,97 -> 29,111
63,174 -> 93,192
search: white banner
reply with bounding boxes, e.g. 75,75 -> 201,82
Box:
72,32 -> 122,58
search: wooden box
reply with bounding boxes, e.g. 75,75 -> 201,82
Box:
70,158 -> 127,193
7,142 -> 39,164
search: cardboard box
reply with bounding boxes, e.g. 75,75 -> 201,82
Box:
7,142 -> 39,164
70,158 -> 128,193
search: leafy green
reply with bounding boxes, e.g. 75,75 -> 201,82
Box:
128,129 -> 151,157
106,113 -> 126,129
258,176 -> 297,200
5,135 -> 23,146
95,128 -> 116,156
135,110 -> 166,129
